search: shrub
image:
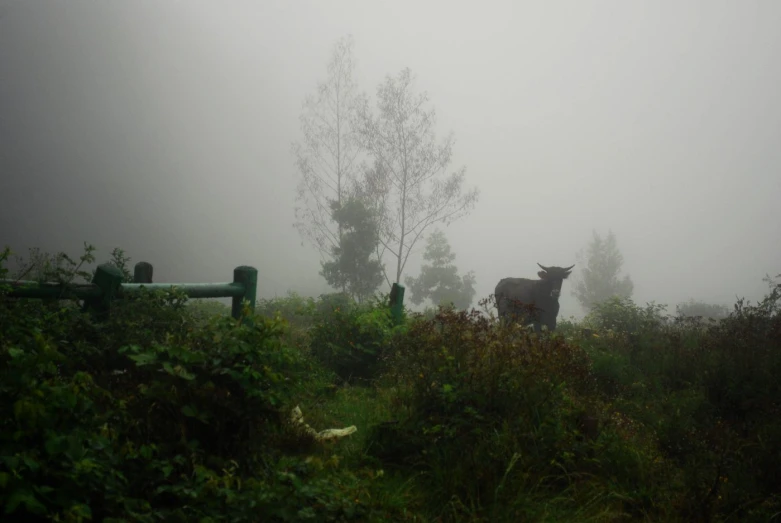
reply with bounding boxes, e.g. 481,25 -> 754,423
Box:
370,302 -> 674,521
255,292 -> 317,330
575,287 -> 781,521
1,245 -> 400,521
583,295 -> 669,336
186,299 -> 231,325
676,299 -> 730,322
308,294 -> 397,384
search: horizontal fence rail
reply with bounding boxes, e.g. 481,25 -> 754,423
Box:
3,261 -> 408,323
1,262 -> 258,321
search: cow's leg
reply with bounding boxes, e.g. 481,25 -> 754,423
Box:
497,296 -> 512,326
495,296 -> 504,320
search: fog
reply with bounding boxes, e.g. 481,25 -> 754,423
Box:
2,0 -> 779,319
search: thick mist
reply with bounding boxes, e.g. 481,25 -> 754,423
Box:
1,0 -> 779,319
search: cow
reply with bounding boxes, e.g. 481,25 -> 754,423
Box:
494,263 -> 575,332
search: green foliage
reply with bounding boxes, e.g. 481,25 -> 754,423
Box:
186,299 -> 231,325
676,299 -> 730,321
4,242 -> 781,521
572,289 -> 781,521
370,302 -> 678,521
308,295 -> 397,384
255,292 -> 318,348
583,295 -> 669,336
404,229 -> 476,310
9,243 -> 97,285
0,245 -> 406,522
320,197 -> 384,302
100,247 -> 135,283
572,230 -> 634,312
256,292 -> 317,326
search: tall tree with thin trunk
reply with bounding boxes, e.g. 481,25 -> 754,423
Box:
356,68 -> 479,285
292,35 -> 362,280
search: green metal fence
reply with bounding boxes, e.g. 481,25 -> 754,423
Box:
3,260 -> 407,324
2,261 -> 258,321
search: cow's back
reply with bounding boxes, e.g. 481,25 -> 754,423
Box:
495,277 -> 536,300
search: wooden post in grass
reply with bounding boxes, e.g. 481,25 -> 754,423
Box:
389,282 -> 405,324
133,262 -> 153,283
82,263 -> 124,320
232,266 -> 258,322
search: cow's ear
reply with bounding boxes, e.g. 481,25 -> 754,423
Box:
538,271 -> 548,279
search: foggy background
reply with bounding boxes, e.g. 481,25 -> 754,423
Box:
1,0 -> 779,319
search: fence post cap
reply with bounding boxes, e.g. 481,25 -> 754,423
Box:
95,263 -> 124,277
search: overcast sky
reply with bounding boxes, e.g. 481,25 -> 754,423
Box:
1,0 -> 779,319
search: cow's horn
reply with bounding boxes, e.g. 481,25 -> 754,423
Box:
537,263 -> 549,271
563,264 -> 575,271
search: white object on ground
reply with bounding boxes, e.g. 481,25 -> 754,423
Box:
290,405 -> 358,441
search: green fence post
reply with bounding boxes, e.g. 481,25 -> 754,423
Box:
389,282 -> 405,324
232,266 -> 258,322
82,263 -> 124,320
133,262 -> 153,283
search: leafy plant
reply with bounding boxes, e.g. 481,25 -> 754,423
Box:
309,295 -> 396,384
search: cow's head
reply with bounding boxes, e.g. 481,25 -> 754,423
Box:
537,263 -> 575,300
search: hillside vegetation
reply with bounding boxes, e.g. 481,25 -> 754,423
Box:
1,246 -> 780,522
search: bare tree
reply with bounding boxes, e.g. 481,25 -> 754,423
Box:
356,68 -> 479,285
292,35 -> 362,268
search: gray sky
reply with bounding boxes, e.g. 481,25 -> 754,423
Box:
2,0 -> 779,318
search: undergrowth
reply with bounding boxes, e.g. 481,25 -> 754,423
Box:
1,244 -> 780,522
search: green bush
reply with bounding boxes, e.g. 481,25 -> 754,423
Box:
0,245 -> 404,522
676,299 -> 730,322
583,295 -> 669,336
370,306 -> 675,521
5,243 -> 780,521
575,289 -> 781,521
256,292 -> 317,330
254,293 -> 319,350
186,299 -> 231,325
308,294 -> 397,384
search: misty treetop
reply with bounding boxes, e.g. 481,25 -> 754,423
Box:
572,230 -> 634,313
292,36 -> 479,295
292,35 -> 362,262
676,299 -> 730,321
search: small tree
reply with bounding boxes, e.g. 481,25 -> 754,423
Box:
356,68 -> 479,285
572,230 -> 634,312
405,229 -> 476,310
320,197 -> 384,303
676,299 -> 730,320
292,35 -> 362,271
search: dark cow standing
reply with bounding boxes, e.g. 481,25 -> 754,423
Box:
495,263 -> 575,332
